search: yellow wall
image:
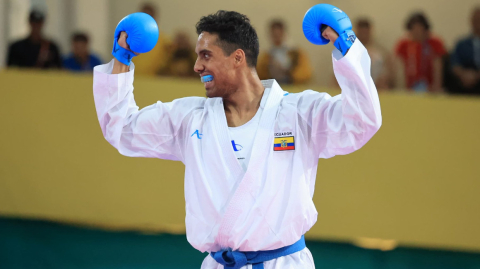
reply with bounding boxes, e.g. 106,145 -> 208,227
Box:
1,70 -> 479,252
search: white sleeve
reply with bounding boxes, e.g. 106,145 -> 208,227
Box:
93,59 -> 205,162
296,40 -> 382,159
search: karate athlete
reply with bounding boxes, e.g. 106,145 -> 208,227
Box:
93,5 -> 381,269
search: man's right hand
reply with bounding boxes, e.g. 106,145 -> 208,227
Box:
111,12 -> 159,67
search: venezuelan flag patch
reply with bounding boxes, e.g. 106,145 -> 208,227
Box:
273,136 -> 295,151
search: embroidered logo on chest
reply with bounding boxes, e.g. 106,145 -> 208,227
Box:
273,132 -> 295,151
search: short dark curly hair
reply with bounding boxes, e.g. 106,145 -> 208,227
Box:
406,12 -> 430,31
195,10 -> 259,67
71,32 -> 89,43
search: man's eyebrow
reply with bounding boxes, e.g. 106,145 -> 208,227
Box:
197,49 -> 212,55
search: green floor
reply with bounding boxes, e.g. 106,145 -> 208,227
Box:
1,217 -> 479,269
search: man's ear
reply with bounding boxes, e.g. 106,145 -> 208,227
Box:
233,49 -> 246,67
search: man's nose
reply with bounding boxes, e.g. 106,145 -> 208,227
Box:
194,58 -> 203,74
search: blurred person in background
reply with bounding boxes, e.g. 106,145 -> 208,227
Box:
448,7 -> 480,95
355,18 -> 394,90
332,18 -> 394,90
63,32 -> 102,72
257,19 -> 312,85
394,12 -> 446,92
132,2 -> 172,76
7,9 -> 62,69
159,31 -> 197,77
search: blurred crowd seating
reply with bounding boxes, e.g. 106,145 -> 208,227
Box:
5,2 -> 480,95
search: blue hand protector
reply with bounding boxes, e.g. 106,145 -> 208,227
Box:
112,12 -> 159,65
302,4 -> 356,55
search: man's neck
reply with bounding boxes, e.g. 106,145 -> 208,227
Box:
75,54 -> 89,65
29,33 -> 43,43
223,70 -> 265,127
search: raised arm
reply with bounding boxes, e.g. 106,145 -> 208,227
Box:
93,13 -> 205,162
94,58 -> 205,162
300,4 -> 382,158
297,39 -> 381,158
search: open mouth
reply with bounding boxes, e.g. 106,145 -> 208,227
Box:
201,75 -> 214,88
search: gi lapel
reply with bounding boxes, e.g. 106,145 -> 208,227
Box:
211,97 -> 245,178
215,80 -> 284,248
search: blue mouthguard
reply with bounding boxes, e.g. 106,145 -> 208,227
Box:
201,75 -> 214,83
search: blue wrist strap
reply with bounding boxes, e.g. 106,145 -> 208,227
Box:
333,30 -> 356,56
111,39 -> 137,66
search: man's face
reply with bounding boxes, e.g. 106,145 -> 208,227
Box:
72,41 -> 88,58
29,21 -> 44,36
194,32 -> 238,98
174,32 -> 191,50
270,26 -> 285,46
410,22 -> 428,41
141,6 -> 156,20
356,25 -> 371,45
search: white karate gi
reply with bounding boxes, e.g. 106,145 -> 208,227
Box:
93,40 -> 381,268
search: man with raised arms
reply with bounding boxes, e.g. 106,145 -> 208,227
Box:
93,5 -> 381,269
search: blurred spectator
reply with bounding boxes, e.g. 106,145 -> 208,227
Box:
355,18 -> 394,90
63,32 -> 102,72
332,18 -> 394,89
394,12 -> 446,92
257,19 -> 312,85
448,7 -> 480,95
7,9 -> 62,69
132,2 -> 172,76
159,31 -> 197,77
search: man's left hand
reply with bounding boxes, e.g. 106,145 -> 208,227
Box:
321,26 -> 339,44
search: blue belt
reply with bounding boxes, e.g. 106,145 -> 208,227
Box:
210,236 -> 305,269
